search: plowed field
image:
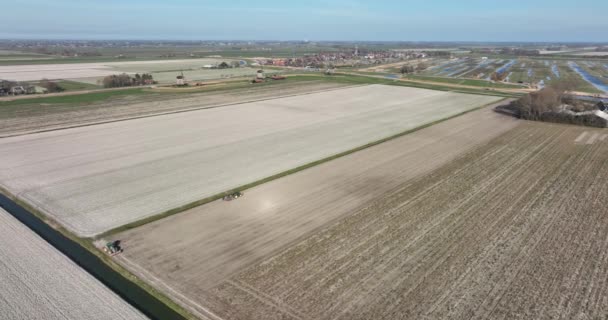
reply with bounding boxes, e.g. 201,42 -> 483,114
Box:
199,121 -> 608,320
0,207 -> 147,320
0,85 -> 500,236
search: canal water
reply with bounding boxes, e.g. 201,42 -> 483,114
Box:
0,194 -> 186,320
568,62 -> 608,94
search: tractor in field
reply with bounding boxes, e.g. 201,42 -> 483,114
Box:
222,192 -> 243,201
103,240 -> 123,256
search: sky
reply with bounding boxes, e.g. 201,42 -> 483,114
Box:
2,0 -> 607,42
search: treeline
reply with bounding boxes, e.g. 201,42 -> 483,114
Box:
101,73 -> 155,88
496,80 -> 607,128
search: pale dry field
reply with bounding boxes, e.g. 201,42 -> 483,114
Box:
116,107 -> 518,319
0,85 -> 501,237
0,58 -> 226,81
0,81 -> 351,137
0,207 -> 147,320
194,122 -> 607,320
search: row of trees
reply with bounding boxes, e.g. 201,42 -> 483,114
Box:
513,80 -> 577,119
101,73 -> 155,88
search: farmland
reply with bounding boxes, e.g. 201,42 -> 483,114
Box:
401,56 -> 608,94
0,85 -> 501,237
0,79 -> 351,136
0,207 -> 148,320
0,58 -> 249,84
118,116 -> 608,319
114,107 -> 518,318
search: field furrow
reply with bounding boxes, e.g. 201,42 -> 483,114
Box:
0,207 -> 148,320
116,107 -> 518,318
193,121 -> 608,320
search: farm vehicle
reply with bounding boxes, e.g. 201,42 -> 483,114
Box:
223,192 -> 243,201
103,240 -> 123,256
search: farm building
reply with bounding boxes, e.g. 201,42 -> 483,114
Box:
176,73 -> 186,86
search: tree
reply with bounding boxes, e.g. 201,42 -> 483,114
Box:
512,80 -> 575,120
101,73 -> 154,88
218,62 -> 230,69
400,65 -> 414,74
39,78 -> 65,93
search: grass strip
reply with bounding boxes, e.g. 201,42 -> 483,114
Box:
0,88 -> 151,106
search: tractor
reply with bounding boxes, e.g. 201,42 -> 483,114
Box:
222,191 -> 243,201
103,240 -> 123,256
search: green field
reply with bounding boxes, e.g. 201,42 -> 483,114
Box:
403,74 -> 524,89
0,88 -> 151,108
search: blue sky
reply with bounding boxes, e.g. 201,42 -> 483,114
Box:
2,0 -> 607,42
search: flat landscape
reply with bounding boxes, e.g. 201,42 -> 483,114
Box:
0,58 -> 243,83
120,118 -> 608,320
0,85 -> 501,236
0,80 -> 351,137
0,58 -> 224,78
0,207 -> 147,320
115,107 -> 518,319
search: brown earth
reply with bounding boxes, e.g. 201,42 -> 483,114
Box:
115,106 -> 520,319
200,121 -> 608,320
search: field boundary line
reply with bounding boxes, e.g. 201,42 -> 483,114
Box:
0,83 -> 365,138
100,98 -> 512,238
118,255 -> 224,320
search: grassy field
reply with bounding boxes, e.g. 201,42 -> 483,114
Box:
0,88 -> 151,108
0,85 -> 501,237
122,119 -> 608,320
403,74 -> 524,89
0,208 -> 148,320
24,79 -> 102,92
322,73 -> 520,97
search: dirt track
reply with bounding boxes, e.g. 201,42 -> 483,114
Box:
116,106 -> 519,319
